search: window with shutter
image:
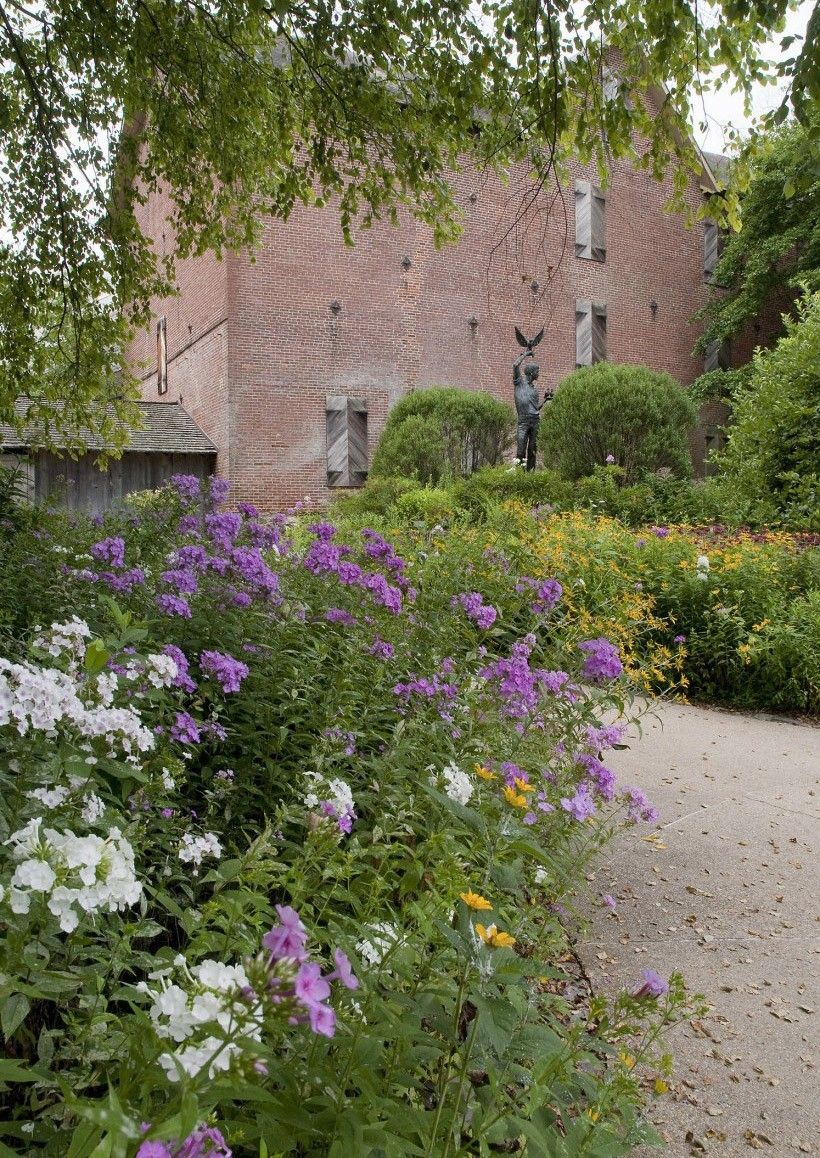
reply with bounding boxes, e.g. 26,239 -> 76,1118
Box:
591,303 -> 607,362
156,317 -> 168,395
326,396 -> 368,487
704,339 -> 730,373
703,221 -> 720,282
576,301 -> 607,365
575,182 -> 606,262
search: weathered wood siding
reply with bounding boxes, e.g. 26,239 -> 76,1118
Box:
33,451 -> 216,514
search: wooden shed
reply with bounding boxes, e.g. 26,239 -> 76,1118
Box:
0,401 -> 217,514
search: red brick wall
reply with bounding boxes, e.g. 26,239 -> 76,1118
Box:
127,149 -> 719,510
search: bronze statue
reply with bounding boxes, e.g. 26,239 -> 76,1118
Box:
513,329 -> 552,470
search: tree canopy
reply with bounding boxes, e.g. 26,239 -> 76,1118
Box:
0,0 -> 816,446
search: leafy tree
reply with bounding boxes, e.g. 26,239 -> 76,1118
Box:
717,291 -> 820,528
370,387 -> 514,485
0,0 -> 812,445
540,364 -> 696,483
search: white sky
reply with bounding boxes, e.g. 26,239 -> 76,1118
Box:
692,0 -> 814,153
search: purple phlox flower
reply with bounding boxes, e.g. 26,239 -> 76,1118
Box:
453,591 -> 498,629
337,561 -> 363,585
368,637 -> 394,660
605,454 -> 615,464
440,657 -> 455,674
208,476 -> 230,506
156,594 -> 192,619
308,1002 -> 336,1037
327,947 -> 359,990
161,568 -> 199,595
583,722 -> 626,751
516,576 -> 563,615
162,644 -> 198,693
90,536 -> 126,568
304,538 -> 349,575
673,634 -> 686,644
651,526 -> 670,539
205,512 -> 242,552
362,572 -> 402,614
319,799 -> 356,835
263,905 -> 309,961
325,607 -> 357,626
176,1125 -> 232,1158
499,761 -> 526,787
523,811 -> 537,825
633,968 -> 669,999
136,1144 -> 174,1158
173,545 -> 209,569
170,474 -> 202,503
560,784 -> 596,822
308,521 -> 338,541
324,726 -> 356,755
161,808 -> 174,819
177,514 -> 201,536
536,791 -> 555,813
575,752 -> 617,801
578,637 -> 623,682
361,529 -> 406,574
295,961 -> 331,1008
170,711 -> 201,745
100,567 -> 146,593
237,501 -> 258,518
228,587 -> 252,607
624,786 -> 659,824
602,893 -> 617,911
479,638 -> 570,720
199,650 -> 249,694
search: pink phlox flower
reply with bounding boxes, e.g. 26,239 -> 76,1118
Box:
309,1002 -> 336,1037
295,962 -> 331,1007
328,947 -> 359,990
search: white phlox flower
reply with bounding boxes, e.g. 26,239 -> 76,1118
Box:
438,763 -> 474,807
178,831 -> 223,871
356,922 -> 398,967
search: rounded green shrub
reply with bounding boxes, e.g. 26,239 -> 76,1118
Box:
540,363 -> 697,483
370,386 -> 515,485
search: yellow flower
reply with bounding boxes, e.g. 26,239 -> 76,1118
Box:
503,785 -> 528,809
459,890 -> 493,911
475,764 -> 497,781
514,777 -> 534,793
654,1078 -> 669,1095
586,1109 -> 600,1122
619,1052 -> 636,1069
475,923 -> 516,949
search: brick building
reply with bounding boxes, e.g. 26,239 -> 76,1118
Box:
126,139 -> 727,511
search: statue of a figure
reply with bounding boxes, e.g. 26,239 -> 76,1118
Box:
513,351 -> 553,471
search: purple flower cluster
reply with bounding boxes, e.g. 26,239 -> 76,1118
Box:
583,722 -> 626,751
262,905 -> 358,1038
368,637 -> 394,660
90,536 -> 126,568
574,752 -> 617,801
302,524 -> 403,614
171,711 -> 201,745
170,474 -> 202,503
199,650 -> 249,694
479,636 -> 572,723
624,786 -> 659,824
137,1124 -> 231,1158
578,637 -> 624,682
157,594 -> 192,619
633,968 -> 669,999
325,607 -> 357,626
209,477 -> 230,506
515,576 -> 563,615
452,591 -> 498,630
324,726 -> 356,756
205,512 -> 242,552
393,666 -> 458,715
560,783 -> 596,822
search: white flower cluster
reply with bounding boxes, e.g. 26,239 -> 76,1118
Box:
179,831 -> 223,871
303,771 -> 356,833
123,653 -> 179,690
696,555 -> 710,581
0,656 -> 154,760
32,617 -> 90,671
138,957 -> 262,1082
356,922 -> 398,967
26,779 -> 106,825
439,763 -> 474,807
4,819 -> 142,933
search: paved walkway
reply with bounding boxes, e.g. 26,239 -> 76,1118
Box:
574,702 -> 819,1157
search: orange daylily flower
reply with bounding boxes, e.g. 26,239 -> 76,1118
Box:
459,890 -> 493,911
475,923 -> 516,948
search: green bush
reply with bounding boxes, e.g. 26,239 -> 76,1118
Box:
540,363 -> 697,483
370,386 -> 515,485
717,291 -> 820,530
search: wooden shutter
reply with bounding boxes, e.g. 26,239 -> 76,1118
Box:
704,222 -> 719,282
156,317 -> 168,395
326,396 -> 368,487
575,181 -> 591,259
576,300 -> 591,365
591,303 -> 607,363
704,338 -> 730,372
591,189 -> 606,262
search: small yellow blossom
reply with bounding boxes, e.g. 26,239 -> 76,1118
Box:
475,923 -> 516,948
503,785 -> 528,809
475,764 -> 497,781
586,1109 -> 600,1122
654,1078 -> 669,1095
514,777 -> 534,793
619,1052 -> 636,1069
459,890 -> 493,911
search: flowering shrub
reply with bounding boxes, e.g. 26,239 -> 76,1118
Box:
0,480 -> 701,1154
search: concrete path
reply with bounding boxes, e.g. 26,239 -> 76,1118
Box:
575,702 -> 819,1157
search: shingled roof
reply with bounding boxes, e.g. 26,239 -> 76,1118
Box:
0,401 -> 216,455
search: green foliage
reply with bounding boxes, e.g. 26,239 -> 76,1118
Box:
540,364 -> 696,483
698,120 -> 820,355
0,482 -> 701,1155
717,291 -> 820,529
0,1 -> 811,443
370,387 -> 515,485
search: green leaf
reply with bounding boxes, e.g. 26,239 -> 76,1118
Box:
1,993 -> 30,1039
